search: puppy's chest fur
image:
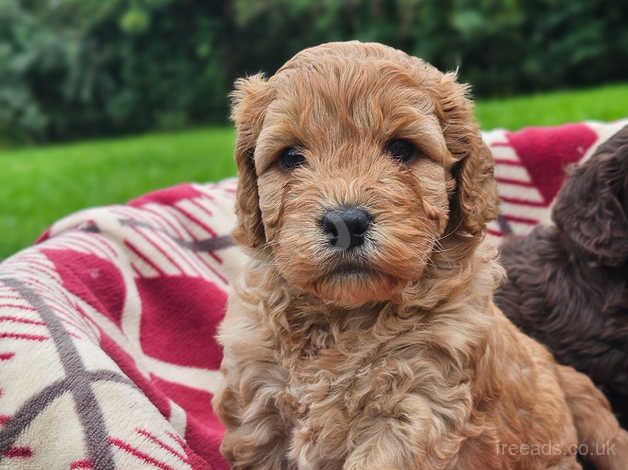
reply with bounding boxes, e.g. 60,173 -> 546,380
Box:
279,317 -> 403,419
218,269 -> 584,469
267,308 -> 480,467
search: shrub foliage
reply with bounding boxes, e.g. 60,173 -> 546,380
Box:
1,0 -> 626,142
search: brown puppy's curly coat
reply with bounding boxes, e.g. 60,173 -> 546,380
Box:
495,125 -> 628,429
213,42 -> 628,469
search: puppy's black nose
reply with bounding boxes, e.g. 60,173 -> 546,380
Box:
321,207 -> 372,250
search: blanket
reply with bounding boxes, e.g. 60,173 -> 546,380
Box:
0,120 -> 626,469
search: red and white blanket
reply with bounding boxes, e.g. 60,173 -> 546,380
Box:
0,120 -> 625,469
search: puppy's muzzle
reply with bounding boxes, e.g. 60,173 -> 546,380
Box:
320,206 -> 372,250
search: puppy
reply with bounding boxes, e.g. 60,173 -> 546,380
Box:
495,125 -> 628,429
213,42 -> 628,469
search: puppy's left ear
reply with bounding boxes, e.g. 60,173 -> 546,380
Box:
553,127 -> 628,266
230,74 -> 273,250
437,73 -> 498,236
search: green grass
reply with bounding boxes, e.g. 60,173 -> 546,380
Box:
0,127 -> 236,259
1,82 -> 627,259
475,82 -> 628,129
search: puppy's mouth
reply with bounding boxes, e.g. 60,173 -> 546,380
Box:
325,262 -> 377,278
317,261 -> 398,285
309,259 -> 403,306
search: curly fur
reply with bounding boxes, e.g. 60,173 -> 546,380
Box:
495,125 -> 628,431
214,42 -> 628,469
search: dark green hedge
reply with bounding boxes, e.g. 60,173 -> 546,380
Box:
1,0 -> 627,142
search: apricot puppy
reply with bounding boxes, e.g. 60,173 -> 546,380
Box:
213,41 -> 628,469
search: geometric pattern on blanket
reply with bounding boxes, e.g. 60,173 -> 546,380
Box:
484,119 -> 627,242
0,119 -> 625,469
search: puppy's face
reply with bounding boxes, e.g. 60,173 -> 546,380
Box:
232,42 -> 497,307
256,74 -> 453,306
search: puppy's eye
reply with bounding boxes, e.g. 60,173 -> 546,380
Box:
279,147 -> 306,170
386,139 -> 417,164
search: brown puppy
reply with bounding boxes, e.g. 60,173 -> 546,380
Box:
213,41 -> 628,469
495,125 -> 628,431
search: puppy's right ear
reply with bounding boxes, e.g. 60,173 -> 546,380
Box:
553,126 -> 628,266
230,74 -> 273,249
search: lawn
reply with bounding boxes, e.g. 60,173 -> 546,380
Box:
0,127 -> 236,260
1,82 -> 627,259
